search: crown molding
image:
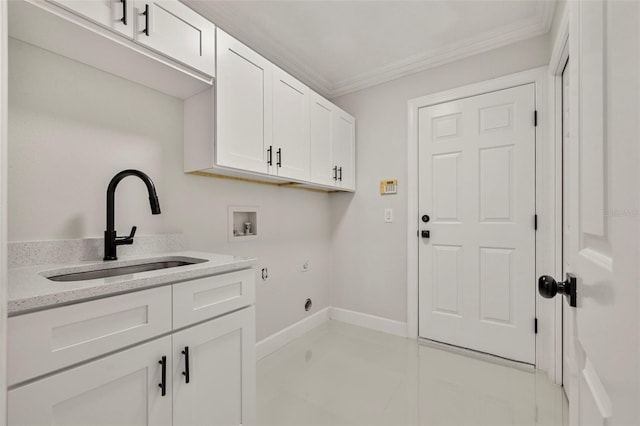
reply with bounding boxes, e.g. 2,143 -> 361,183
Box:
185,0 -> 334,95
537,0 -> 558,34
185,1 -> 557,99
327,11 -> 554,98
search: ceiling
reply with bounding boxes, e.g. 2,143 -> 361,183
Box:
184,1 -> 556,98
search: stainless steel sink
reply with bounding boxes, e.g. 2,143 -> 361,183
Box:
46,257 -> 208,282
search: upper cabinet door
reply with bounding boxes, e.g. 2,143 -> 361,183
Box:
272,67 -> 310,181
216,28 -> 272,174
309,92 -> 335,187
333,109 -> 356,191
135,0 -> 215,76
50,0 -> 135,38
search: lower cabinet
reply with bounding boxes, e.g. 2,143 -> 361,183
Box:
8,336 -> 173,426
8,307 -> 256,426
173,307 -> 255,426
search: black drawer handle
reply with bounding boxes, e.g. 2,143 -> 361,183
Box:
158,355 -> 167,396
121,0 -> 127,25
267,145 -> 273,166
276,148 -> 282,167
142,4 -> 149,36
338,166 -> 343,181
332,166 -> 338,181
182,346 -> 190,384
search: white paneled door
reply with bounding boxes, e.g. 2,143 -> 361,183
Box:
554,1 -> 640,424
418,84 -> 536,364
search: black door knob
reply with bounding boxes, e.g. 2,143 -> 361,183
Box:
421,215 -> 430,223
538,273 -> 577,307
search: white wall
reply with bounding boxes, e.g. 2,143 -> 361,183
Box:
7,38 -> 331,341
330,34 -> 551,323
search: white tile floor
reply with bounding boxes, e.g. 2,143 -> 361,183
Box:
257,320 -> 568,426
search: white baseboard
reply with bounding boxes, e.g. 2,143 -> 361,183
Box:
329,307 -> 408,338
256,307 -> 330,360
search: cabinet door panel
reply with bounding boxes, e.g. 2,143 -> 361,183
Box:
309,93 -> 335,186
216,29 -> 272,174
333,110 -> 356,191
135,0 -> 215,76
8,336 -> 172,426
273,67 -> 310,180
49,0 -> 134,38
173,307 -> 256,426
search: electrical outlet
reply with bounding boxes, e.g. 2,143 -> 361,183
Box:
384,208 -> 393,223
302,261 -> 310,272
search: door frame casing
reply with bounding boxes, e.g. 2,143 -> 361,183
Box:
547,4 -> 570,388
406,66 -> 559,380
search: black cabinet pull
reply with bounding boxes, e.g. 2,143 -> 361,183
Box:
267,146 -> 273,166
181,346 -> 190,384
276,148 -> 282,167
142,4 -> 149,36
121,0 -> 127,25
338,167 -> 343,181
332,166 -> 338,181
158,356 -> 167,396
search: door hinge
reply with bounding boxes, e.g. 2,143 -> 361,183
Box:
534,110 -> 538,127
534,318 -> 538,334
534,214 -> 538,230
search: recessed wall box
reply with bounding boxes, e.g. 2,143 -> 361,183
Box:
228,206 -> 259,242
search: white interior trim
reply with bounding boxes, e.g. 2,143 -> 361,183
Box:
548,5 -> 571,386
328,16 -> 551,98
406,66 -> 557,377
329,307 -> 408,338
256,307 -> 410,360
0,0 -> 8,421
256,307 -> 330,360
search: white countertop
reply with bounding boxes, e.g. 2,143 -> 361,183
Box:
8,251 -> 256,315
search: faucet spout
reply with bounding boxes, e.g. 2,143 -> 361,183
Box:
104,169 -> 161,261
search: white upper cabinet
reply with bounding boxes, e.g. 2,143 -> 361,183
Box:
50,0 -> 135,38
50,0 -> 215,76
309,92 -> 335,187
10,0 -> 215,98
216,28 -> 272,174
134,0 -> 215,76
184,29 -> 355,191
333,108 -> 356,191
272,67 -> 310,181
309,93 -> 356,191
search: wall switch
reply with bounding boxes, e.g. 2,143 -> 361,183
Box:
384,208 -> 393,223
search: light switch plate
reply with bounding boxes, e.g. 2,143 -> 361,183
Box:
384,208 -> 393,223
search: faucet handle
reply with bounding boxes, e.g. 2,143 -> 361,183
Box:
116,226 -> 137,245
127,226 -> 137,239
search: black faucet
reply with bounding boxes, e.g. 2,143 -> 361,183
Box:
104,169 -> 161,261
